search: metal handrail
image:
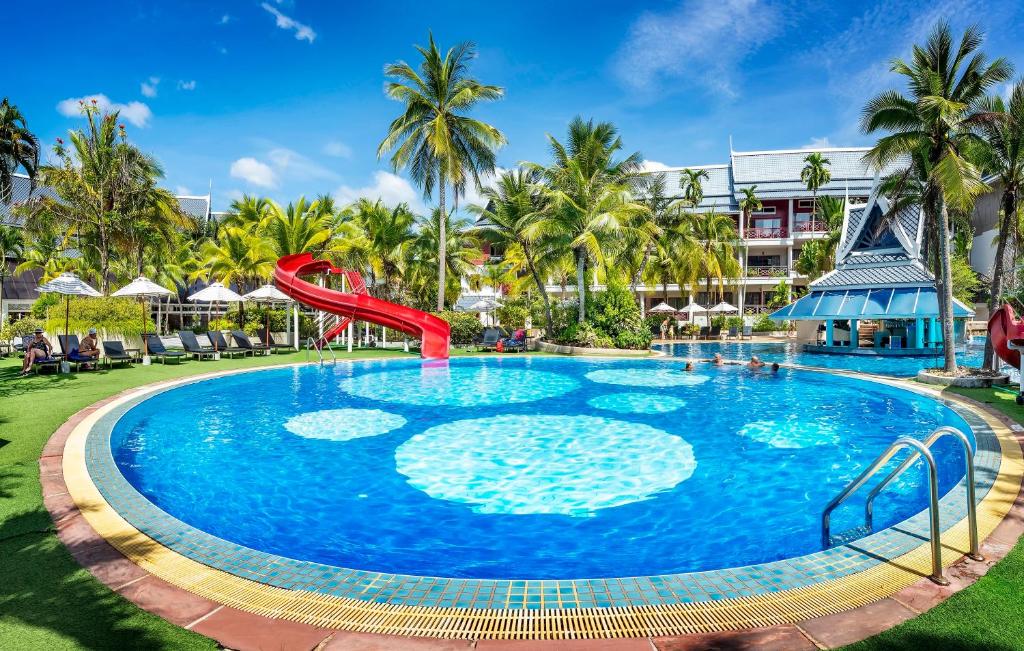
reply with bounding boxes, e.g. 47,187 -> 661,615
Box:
305,336 -> 337,365
865,426 -> 982,561
822,436 -> 948,585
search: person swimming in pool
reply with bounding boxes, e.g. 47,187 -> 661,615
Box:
684,361 -> 694,371
771,362 -> 780,373
709,353 -> 724,366
748,355 -> 766,369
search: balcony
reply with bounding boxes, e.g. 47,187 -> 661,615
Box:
744,226 -> 788,239
743,304 -> 774,314
745,265 -> 789,278
793,220 -> 828,234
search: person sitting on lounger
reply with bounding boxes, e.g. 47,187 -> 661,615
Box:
78,328 -> 101,369
20,329 -> 53,376
748,355 -> 765,369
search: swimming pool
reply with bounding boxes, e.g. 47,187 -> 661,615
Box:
106,356 -> 975,580
654,340 -> 995,377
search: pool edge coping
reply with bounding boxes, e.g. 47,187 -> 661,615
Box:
43,358 -> 1024,647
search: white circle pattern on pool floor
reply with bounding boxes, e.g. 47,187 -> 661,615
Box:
587,393 -> 687,414
284,409 -> 407,441
394,414 -> 697,516
737,418 -> 839,449
340,366 -> 579,406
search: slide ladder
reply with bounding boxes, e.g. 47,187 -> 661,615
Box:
274,253 -> 451,360
987,304 -> 1024,404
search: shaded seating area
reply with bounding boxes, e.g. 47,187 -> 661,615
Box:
143,334 -> 186,364
476,327 -> 503,351
59,335 -> 97,371
21,335 -> 60,374
178,330 -> 217,360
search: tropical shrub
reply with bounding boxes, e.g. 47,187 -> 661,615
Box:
644,313 -> 667,335
1,316 -> 46,342
41,296 -> 154,336
433,310 -> 484,344
725,316 -> 744,329
496,302 -> 529,330
752,314 -> 777,332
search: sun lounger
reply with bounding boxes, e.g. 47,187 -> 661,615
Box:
476,327 -> 503,351
500,329 -> 527,353
230,330 -> 270,355
59,335 -> 97,371
102,341 -> 136,367
741,325 -> 753,340
727,326 -> 738,339
178,330 -> 217,360
708,326 -> 722,340
143,334 -> 186,364
697,326 -> 710,340
206,331 -> 252,357
21,336 -> 60,373
257,329 -> 292,353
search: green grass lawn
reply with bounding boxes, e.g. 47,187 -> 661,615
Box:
1,353 -> 1021,650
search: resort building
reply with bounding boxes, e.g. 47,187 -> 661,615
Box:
543,146 -> 906,318
770,185 -> 974,353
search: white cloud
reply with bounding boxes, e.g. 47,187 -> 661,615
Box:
459,167 -> 506,210
323,140 -> 352,158
177,80 -> 197,91
230,157 -> 278,188
56,94 -> 153,127
219,46 -> 229,55
219,14 -> 231,24
802,137 -> 834,150
614,0 -> 783,99
261,2 -> 316,43
640,160 -> 674,173
175,185 -> 192,195
140,76 -> 159,98
266,147 -> 338,181
335,171 -> 427,213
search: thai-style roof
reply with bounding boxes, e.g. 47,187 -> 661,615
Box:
730,147 -> 908,200
650,164 -> 737,212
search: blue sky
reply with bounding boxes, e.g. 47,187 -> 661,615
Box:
8,0 -> 1024,212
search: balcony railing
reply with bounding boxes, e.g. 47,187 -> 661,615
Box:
745,265 -> 789,278
745,226 -> 788,239
744,305 -> 773,314
793,220 -> 828,233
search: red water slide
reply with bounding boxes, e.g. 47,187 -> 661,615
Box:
274,253 -> 451,360
987,303 -> 1024,369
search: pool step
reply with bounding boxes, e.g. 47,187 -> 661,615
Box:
828,524 -> 871,547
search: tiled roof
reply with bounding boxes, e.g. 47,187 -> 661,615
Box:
1,174 -> 58,226
639,165 -> 738,212
731,148 -> 909,199
844,206 -> 866,249
177,196 -> 211,221
812,262 -> 932,288
894,203 -> 920,243
844,252 -> 911,265
2,261 -> 43,300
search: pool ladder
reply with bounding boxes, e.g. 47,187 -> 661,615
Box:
306,337 -> 337,365
821,426 -> 982,585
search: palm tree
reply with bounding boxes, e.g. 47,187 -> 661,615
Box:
348,198 -> 416,301
800,152 -> 832,218
974,80 -> 1024,369
196,226 -> 276,293
738,185 -> 762,235
378,33 -> 506,311
0,223 -> 24,313
265,196 -> 335,257
679,168 -> 710,209
689,211 -> 741,309
408,208 -> 481,309
0,98 -> 40,204
470,168 -> 556,336
529,117 -> 647,323
622,173 -> 674,301
862,22 -> 1011,371
794,196 -> 845,279
21,103 -> 163,292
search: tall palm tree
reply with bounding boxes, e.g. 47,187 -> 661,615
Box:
0,223 -> 24,313
529,117 -> 647,323
265,196 -> 335,257
679,168 -> 710,209
800,152 -> 832,218
623,173 -> 674,302
0,98 -> 40,204
196,226 -> 276,293
974,80 -> 1024,369
689,211 -> 741,308
862,22 -> 1011,371
470,167 -> 556,336
794,196 -> 846,279
378,33 -> 506,311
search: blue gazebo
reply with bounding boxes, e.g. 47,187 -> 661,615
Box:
771,189 -> 973,355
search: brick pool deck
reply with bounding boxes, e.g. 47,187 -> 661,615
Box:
41,363 -> 1024,650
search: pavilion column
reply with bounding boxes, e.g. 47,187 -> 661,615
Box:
929,317 -> 939,346
825,319 -> 834,346
915,318 -> 925,348
850,319 -> 859,348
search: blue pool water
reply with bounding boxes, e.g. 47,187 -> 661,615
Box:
110,356 -> 973,579
654,340 -> 992,377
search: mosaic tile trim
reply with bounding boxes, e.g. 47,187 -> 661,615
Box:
77,363 -> 1009,612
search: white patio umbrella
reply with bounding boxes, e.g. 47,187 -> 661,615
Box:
707,301 -> 739,327
36,273 -> 103,357
243,284 -> 292,346
648,302 -> 678,314
112,276 -> 173,362
467,298 -> 501,327
676,300 -> 706,325
188,282 -> 244,351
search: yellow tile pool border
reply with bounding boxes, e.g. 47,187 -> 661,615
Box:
58,365 -> 1024,639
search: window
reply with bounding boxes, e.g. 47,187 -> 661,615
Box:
747,255 -> 781,266
797,199 -> 813,209
753,206 -> 776,214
